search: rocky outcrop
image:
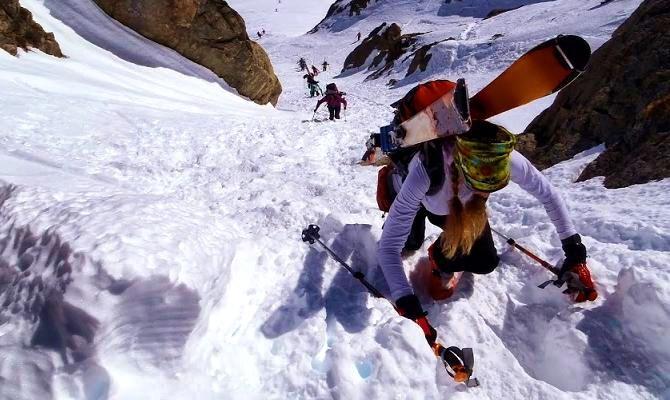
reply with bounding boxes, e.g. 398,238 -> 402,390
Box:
92,0 -> 281,105
309,0 -> 383,33
405,44 -> 434,77
342,23 -> 423,81
516,0 -> 670,188
0,0 -> 63,57
347,0 -> 378,17
313,0 -> 367,28
405,38 -> 454,77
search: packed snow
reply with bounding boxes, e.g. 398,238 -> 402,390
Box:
1,0 -> 668,399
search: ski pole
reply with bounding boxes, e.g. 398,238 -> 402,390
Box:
301,224 -> 479,387
491,227 -> 598,297
301,225 -> 385,298
490,227 -> 572,290
490,227 -> 559,275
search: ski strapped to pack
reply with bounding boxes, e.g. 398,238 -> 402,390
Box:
362,34 -> 592,159
377,78 -> 471,153
301,224 -> 480,387
469,35 -> 591,120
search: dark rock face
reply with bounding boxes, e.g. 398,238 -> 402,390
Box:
342,23 -> 423,80
309,0 -> 382,33
0,0 -> 63,57
406,44 -> 434,77
517,0 -> 670,188
316,0 -> 366,22
92,0 -> 281,105
405,38 -> 454,78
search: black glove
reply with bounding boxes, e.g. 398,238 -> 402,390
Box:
396,294 -> 437,345
559,234 -> 597,302
560,234 -> 587,273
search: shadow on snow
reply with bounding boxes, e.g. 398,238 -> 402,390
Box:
42,0 -> 236,92
490,290 -> 668,396
261,223 -> 388,338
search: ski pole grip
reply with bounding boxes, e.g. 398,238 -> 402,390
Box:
301,224 -> 321,244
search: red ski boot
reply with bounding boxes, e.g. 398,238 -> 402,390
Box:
428,268 -> 462,301
411,255 -> 462,301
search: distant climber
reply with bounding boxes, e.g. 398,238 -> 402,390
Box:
311,65 -> 320,76
322,60 -> 329,72
298,57 -> 308,71
303,73 -> 323,97
257,31 -> 262,39
356,32 -> 362,42
314,83 -> 347,121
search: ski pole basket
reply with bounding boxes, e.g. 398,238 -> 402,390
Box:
433,344 -> 480,387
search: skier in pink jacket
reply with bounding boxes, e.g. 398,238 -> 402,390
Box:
314,83 -> 347,120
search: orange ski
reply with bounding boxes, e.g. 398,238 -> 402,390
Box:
470,35 -> 590,120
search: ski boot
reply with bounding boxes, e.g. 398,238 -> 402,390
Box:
427,268 -> 462,301
411,255 -> 462,301
425,242 -> 462,300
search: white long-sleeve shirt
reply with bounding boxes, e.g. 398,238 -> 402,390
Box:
378,147 -> 577,301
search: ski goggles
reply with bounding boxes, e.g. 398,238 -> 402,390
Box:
455,122 -> 516,193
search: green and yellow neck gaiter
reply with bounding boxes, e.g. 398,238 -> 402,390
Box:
455,122 -> 516,193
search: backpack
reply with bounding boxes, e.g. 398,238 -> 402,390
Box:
326,83 -> 337,91
376,80 -> 457,211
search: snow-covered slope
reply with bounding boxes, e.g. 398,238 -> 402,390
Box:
1,0 -> 668,399
228,0 -> 333,37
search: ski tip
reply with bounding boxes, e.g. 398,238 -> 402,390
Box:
556,35 -> 591,71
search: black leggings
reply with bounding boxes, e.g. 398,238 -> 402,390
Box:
384,170 -> 499,275
404,206 -> 444,251
429,222 -> 499,274
328,106 -> 341,120
406,208 -> 499,275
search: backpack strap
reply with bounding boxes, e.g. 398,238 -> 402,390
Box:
387,140 -> 446,195
422,140 -> 446,195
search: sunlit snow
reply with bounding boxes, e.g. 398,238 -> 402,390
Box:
1,0 -> 668,399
